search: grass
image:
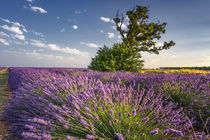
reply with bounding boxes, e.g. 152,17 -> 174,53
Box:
0,68 -> 12,139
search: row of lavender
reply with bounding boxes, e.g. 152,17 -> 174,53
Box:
3,67 -> 210,139
0,67 -> 6,71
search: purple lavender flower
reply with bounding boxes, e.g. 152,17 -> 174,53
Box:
110,109 -> 114,118
109,121 -> 112,126
136,123 -> 140,126
168,128 -> 184,137
66,136 -> 73,140
118,112 -> 122,120
127,113 -> 131,118
132,109 -> 136,116
115,132 -> 124,140
86,134 -> 95,139
115,119 -> 119,123
142,117 -> 150,124
149,128 -> 159,135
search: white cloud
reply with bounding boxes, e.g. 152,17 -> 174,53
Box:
0,38 -> 9,46
0,18 -> 27,32
107,32 -> 115,38
60,28 -> 66,33
48,43 -> 89,56
31,30 -> 44,37
55,55 -> 63,60
75,10 -> 81,14
72,25 -> 78,30
14,34 -> 25,40
30,6 -> 47,14
1,25 -> 23,34
80,42 -> 101,48
57,16 -> 60,20
121,23 -> 127,30
100,30 -> 104,33
30,40 -> 89,57
31,39 -> 46,47
100,17 -> 114,23
0,31 -> 10,37
26,50 -> 41,57
112,23 -> 126,30
26,0 -> 33,2
48,44 -> 61,51
156,42 -> 163,47
26,50 -> 64,60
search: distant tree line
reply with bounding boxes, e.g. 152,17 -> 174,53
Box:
160,66 -> 210,70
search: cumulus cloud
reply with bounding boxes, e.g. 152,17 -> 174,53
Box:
100,30 -> 104,33
31,30 -> 44,37
30,39 -> 89,57
1,25 -> 23,34
26,50 -> 64,60
72,25 -> 78,30
48,43 -> 89,56
30,6 -> 47,14
48,43 -> 60,51
0,18 -> 27,32
156,42 -> 164,47
31,39 -> 46,47
26,50 -> 41,57
112,23 -> 126,30
80,42 -> 101,48
107,32 -> 115,38
14,34 -> 25,40
0,38 -> 9,46
100,17 -> 114,23
0,31 -> 10,37
26,0 -> 33,2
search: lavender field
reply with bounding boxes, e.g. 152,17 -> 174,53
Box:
0,67 -> 209,139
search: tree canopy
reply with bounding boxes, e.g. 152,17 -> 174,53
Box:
88,5 -> 175,72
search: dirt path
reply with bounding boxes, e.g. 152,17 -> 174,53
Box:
0,68 -> 11,139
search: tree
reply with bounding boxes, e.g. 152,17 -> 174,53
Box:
88,5 -> 175,72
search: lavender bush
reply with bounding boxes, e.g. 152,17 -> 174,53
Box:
3,68 -> 194,139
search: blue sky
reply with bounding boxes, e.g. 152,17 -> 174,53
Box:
0,0 -> 209,68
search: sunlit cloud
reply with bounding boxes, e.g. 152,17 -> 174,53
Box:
100,17 -> 114,23
29,5 -> 47,14
72,25 -> 78,30
14,34 -> 25,40
80,42 -> 101,48
0,31 -> 10,37
1,25 -> 23,35
0,38 -> 9,46
31,30 -> 44,37
26,0 -> 33,2
31,39 -> 46,47
30,39 -> 89,57
107,32 -> 115,38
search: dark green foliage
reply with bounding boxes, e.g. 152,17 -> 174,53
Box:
88,45 -> 115,72
88,44 -> 144,72
89,5 -> 175,72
